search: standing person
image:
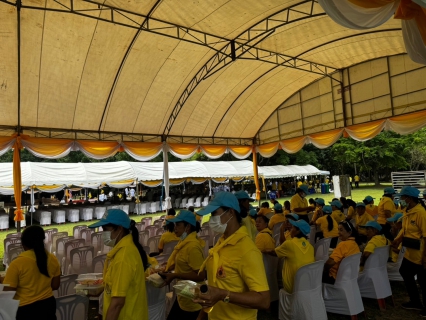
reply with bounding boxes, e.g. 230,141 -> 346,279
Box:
349,176 -> 353,189
377,187 -> 396,241
355,202 -> 374,244
392,187 -> 426,315
290,185 -> 312,223
329,200 -> 345,223
363,196 -> 378,219
194,192 -> 270,320
311,205 -> 339,248
354,174 -> 360,188
89,210 -> 149,320
255,215 -> 275,253
159,211 -> 206,320
1,226 -> 60,320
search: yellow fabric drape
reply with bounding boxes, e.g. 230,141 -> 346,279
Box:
344,120 -> 386,141
168,143 -> 199,158
36,185 -> 66,192
0,136 -> 16,155
191,177 -> 208,184
252,146 -> 260,201
77,140 -> 121,158
280,136 -> 307,154
228,145 -> 252,159
122,141 -> 163,159
199,145 -> 227,158
256,142 -> 279,158
21,136 -> 74,158
170,178 -> 186,185
309,129 -> 343,148
141,180 -> 163,187
13,137 -> 24,222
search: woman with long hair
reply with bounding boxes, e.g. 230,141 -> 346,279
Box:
89,209 -> 149,320
2,226 -> 60,320
312,205 -> 339,248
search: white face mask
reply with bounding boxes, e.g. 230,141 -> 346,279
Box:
209,210 -> 232,234
102,230 -> 121,247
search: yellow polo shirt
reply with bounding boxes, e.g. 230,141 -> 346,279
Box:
356,213 -> 374,235
255,228 -> 275,252
174,232 -> 205,312
365,204 -> 378,218
331,210 -> 345,223
268,213 -> 286,230
315,216 -> 339,238
328,238 -> 360,279
346,206 -> 356,220
242,216 -> 257,242
398,204 -> 426,265
158,231 -> 180,250
258,208 -> 273,216
205,226 -> 269,320
103,234 -> 148,320
311,207 -> 321,222
354,175 -> 360,182
364,235 -> 390,254
284,231 -> 292,241
290,193 -> 309,216
377,196 -> 395,225
4,249 -> 60,306
275,237 -> 314,293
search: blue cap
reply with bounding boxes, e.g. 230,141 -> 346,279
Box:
315,198 -> 325,206
289,219 -> 311,236
356,202 -> 366,208
297,185 -> 309,194
322,205 -> 332,214
285,213 -> 299,220
274,203 -> 283,211
167,210 -> 197,226
329,200 -> 342,209
396,186 -> 420,198
384,187 -> 396,195
198,192 -> 240,216
364,196 -> 375,203
249,208 -> 257,217
387,212 -> 403,223
89,209 -> 130,229
234,190 -> 255,202
394,199 -> 399,206
360,220 -> 382,231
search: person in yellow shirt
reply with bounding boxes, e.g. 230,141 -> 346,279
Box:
290,185 -> 313,223
2,226 -> 60,320
311,198 -> 325,222
355,202 -> 374,244
354,175 -> 360,188
158,217 -> 180,254
255,215 -> 275,252
392,187 -> 426,314
195,192 -> 270,320
359,221 -> 391,267
88,209 -> 149,320
363,196 -> 378,219
312,205 -> 339,248
377,187 -> 396,241
159,211 -> 206,319
234,190 -> 257,242
323,221 -> 361,284
268,203 -> 286,230
387,213 -> 403,263
283,200 -> 291,215
279,213 -> 299,244
297,180 -> 303,188
341,197 -> 357,221
188,206 -> 203,223
257,201 -> 273,216
329,200 -> 345,223
266,219 -> 314,293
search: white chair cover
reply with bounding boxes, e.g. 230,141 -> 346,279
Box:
81,208 -> 93,221
175,198 -> 181,209
163,241 -> 179,255
387,247 -> 405,282
55,294 -> 89,320
40,211 -> 52,225
309,226 -> 316,246
194,197 -> 202,207
53,210 -> 66,224
323,252 -> 364,316
14,219 -> 26,228
201,197 -> 209,207
53,274 -> 78,298
180,198 -> 188,209
358,246 -> 392,299
0,295 -> 19,320
147,283 -> 166,320
186,197 -> 195,208
68,246 -> 94,275
263,254 -> 279,302
122,204 -> 130,215
94,207 -> 106,219
279,261 -> 327,320
314,237 -> 331,262
150,202 -> 157,213
129,202 -> 135,214
66,209 -> 79,223
273,222 -> 284,238
0,215 -> 9,230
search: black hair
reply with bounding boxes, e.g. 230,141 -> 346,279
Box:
275,207 -> 283,214
338,220 -> 362,245
332,198 -> 338,201
409,196 -> 426,210
238,200 -> 248,218
323,210 -> 334,232
261,202 -> 269,208
187,206 -> 194,213
167,208 -> 176,216
164,222 -> 175,233
292,226 -> 306,239
256,215 -> 269,224
308,198 -> 315,205
182,221 -> 201,233
21,226 -> 49,277
284,201 -> 290,210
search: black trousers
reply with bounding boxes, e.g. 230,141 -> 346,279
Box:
380,223 -> 394,241
400,258 -> 426,306
17,296 -> 56,320
167,299 -> 200,320
299,215 -> 309,223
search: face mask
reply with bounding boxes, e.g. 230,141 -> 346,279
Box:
102,230 -> 121,247
180,231 -> 188,241
399,200 -> 407,207
209,210 -> 232,234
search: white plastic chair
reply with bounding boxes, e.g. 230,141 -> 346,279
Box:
122,204 -> 130,215
6,232 -> 21,238
163,240 -> 179,255
54,236 -> 74,265
314,237 -> 331,262
387,247 -> 405,282
145,226 -> 158,238
7,246 -> 24,269
136,222 -> 144,232
44,228 -> 58,249
139,231 -> 150,247
323,252 -> 364,318
142,217 -> 152,227
156,228 -> 165,236
273,222 -> 284,238
50,232 -> 68,253
92,254 -> 106,273
68,246 -> 94,275
309,225 -> 316,246
66,209 -> 79,223
53,274 -> 78,298
263,253 -> 279,302
194,197 -> 202,207
53,210 -> 66,224
61,239 -> 85,274
147,235 -> 162,254
55,294 -> 89,320
201,197 -> 209,207
80,228 -> 94,245
73,225 -> 88,239
0,214 -> 9,230
147,282 -> 167,320
3,238 -> 21,267
279,261 -> 327,320
155,253 -> 170,266
358,246 -> 392,310
91,231 -> 104,256
94,206 -> 106,219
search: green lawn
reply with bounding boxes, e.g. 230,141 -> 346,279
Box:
1,183 -> 389,269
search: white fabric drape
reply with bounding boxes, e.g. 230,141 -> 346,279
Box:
22,140 -> 75,159
29,188 -> 35,213
162,142 -> 172,210
402,19 -> 426,65
208,179 -> 212,196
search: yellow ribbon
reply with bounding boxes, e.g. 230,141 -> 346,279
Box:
165,232 -> 205,271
